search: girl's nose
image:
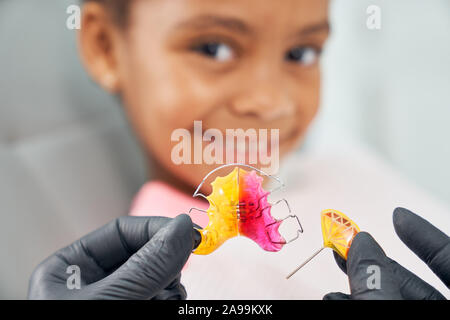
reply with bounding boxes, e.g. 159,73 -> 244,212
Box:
228,80 -> 296,122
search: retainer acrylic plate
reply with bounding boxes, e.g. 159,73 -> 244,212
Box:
191,164 -> 303,255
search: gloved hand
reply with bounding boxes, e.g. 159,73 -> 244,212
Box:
324,207 -> 449,300
28,214 -> 201,300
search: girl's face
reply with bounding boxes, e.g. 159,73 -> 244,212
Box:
80,0 -> 329,192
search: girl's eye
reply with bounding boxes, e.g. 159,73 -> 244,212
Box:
285,47 -> 320,66
193,42 -> 234,62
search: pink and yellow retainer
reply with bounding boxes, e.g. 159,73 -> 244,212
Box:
192,165 -> 302,255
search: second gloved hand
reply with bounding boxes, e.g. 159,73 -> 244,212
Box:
324,207 -> 449,300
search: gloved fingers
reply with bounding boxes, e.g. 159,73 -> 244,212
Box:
151,276 -> 187,300
329,258 -> 446,300
56,216 -> 173,278
92,214 -> 197,299
345,231 -> 445,300
323,292 -> 351,300
27,253 -> 74,299
387,258 -> 446,300
332,250 -> 348,274
393,207 -> 450,287
346,232 -> 403,299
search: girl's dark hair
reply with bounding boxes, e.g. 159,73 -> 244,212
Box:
83,0 -> 131,27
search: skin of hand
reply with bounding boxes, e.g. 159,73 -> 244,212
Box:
28,214 -> 201,300
324,207 -> 450,300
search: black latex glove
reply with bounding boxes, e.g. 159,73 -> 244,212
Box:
324,207 -> 449,300
28,214 -> 201,300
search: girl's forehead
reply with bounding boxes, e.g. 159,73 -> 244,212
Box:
131,0 -> 329,32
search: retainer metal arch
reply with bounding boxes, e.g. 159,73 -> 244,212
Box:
192,163 -> 286,199
188,163 -> 304,247
190,163 -> 282,220
190,163 -> 281,220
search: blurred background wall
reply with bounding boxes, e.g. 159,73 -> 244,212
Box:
310,0 -> 450,205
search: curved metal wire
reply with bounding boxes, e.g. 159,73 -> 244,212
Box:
192,163 -> 285,200
265,199 -> 304,244
189,163 -> 304,248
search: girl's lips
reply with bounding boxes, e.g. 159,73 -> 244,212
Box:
201,127 -> 298,146
187,120 -> 300,159
199,126 -> 299,160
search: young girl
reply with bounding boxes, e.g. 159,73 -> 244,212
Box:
77,0 -> 449,299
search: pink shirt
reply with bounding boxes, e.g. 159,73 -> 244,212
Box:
129,181 -> 209,270
129,181 -> 209,226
